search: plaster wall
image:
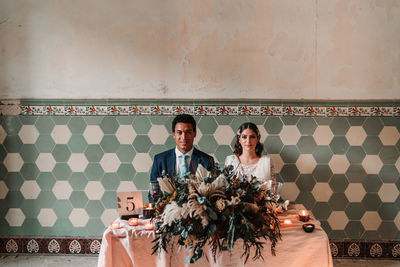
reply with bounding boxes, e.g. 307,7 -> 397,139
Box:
0,0 -> 399,100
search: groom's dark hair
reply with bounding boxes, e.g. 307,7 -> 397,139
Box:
172,114 -> 197,132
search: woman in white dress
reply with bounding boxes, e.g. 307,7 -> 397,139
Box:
225,122 -> 276,183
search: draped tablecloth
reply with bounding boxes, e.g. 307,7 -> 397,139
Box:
98,205 -> 333,267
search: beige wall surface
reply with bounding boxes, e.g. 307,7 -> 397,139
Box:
0,0 -> 399,100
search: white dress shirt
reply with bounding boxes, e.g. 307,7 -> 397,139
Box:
175,147 -> 193,175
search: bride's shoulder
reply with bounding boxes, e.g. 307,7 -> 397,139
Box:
259,155 -> 272,165
225,154 -> 239,165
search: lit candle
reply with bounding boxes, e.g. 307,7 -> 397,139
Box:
143,203 -> 155,219
144,223 -> 155,231
302,223 -> 315,233
128,218 -> 139,226
298,210 -> 310,222
283,219 -> 292,225
111,222 -> 120,229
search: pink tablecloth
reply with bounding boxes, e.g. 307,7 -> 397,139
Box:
98,205 -> 333,267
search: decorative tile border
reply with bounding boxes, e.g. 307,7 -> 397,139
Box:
0,237 -> 399,259
14,104 -> 400,116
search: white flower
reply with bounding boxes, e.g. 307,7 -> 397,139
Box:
157,177 -> 175,194
195,164 -> 210,182
161,201 -> 182,227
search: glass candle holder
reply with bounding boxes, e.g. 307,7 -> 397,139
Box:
143,203 -> 155,219
302,223 -> 315,233
298,210 -> 310,222
128,217 -> 139,226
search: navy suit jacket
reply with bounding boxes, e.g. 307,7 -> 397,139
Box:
150,148 -> 214,184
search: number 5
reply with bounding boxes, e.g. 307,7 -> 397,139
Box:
126,196 -> 135,211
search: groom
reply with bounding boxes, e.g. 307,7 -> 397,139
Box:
149,114 -> 214,200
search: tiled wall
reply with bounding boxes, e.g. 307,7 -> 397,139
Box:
0,102 -> 399,243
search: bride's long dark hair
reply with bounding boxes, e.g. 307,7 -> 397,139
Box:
234,122 -> 264,157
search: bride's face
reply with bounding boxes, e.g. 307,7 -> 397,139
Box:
239,128 -> 259,152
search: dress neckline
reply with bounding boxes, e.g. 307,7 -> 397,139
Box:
235,154 -> 261,166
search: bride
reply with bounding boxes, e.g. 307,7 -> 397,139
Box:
225,122 -> 276,183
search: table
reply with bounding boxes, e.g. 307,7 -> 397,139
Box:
97,205 -> 333,267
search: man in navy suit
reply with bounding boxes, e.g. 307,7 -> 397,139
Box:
149,114 -> 214,201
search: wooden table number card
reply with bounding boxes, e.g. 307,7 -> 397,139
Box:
117,191 -> 143,218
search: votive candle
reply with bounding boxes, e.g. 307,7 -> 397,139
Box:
283,219 -> 292,225
111,222 -> 120,229
128,218 -> 139,226
144,223 -> 155,231
298,210 -> 310,222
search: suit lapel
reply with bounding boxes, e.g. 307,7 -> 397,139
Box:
189,148 -> 198,173
167,149 -> 176,177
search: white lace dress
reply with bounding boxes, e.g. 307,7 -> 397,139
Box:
224,154 -> 276,183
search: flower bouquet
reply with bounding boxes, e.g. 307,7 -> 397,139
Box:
151,165 -> 282,264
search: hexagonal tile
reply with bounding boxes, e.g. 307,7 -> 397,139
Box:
101,209 -> 118,226
36,172 -> 56,191
67,117 -> 87,134
362,136 -> 383,155
346,165 -> 366,183
280,125 -> 301,145
312,183 -> 333,201
21,163 -> 40,180
378,222 -> 399,239
264,117 -> 283,134
84,162 -> 104,181
132,117 -> 152,134
20,181 -> 40,199
296,154 -> 317,174
362,193 -> 382,211
313,126 -> 334,146
86,200 -> 105,217
328,193 -> 349,210
312,202 -> 332,220
379,146 -> 399,164
116,145 -> 136,163
197,135 -> 218,154
362,155 -> 383,174
99,153 -> 121,173
51,125 -> 72,144
67,135 -> 88,153
379,165 -> 399,183
52,144 -> 71,162
280,145 -> 300,163
378,183 -> 399,202
115,125 -> 137,145
281,117 -> 300,125
214,125 -> 235,145
215,145 -> 233,164
345,203 -> 365,220
280,182 -> 299,202
18,125 -> 39,144
4,153 -> 24,172
328,155 -> 350,174
296,136 -> 317,154
346,146 -> 366,164
312,146 -> 333,164
4,173 -> 24,191
19,144 -> 39,163
296,174 -> 315,192
5,208 -> 25,226
85,181 -> 105,200
264,136 -> 284,154
37,208 -> 57,227
101,173 -> 120,191
344,221 -> 364,239
269,154 -> 284,173
345,126 -> 367,146
363,118 -> 383,135
348,117 -> 366,126
52,181 -> 73,199
378,203 -> 398,220
51,116 -> 70,125
3,135 -> 23,153
329,136 -> 350,154
69,208 -> 89,227
100,117 -> 119,134
295,192 -> 316,210
362,174 -> 382,193
36,153 -> 56,172
198,117 -> 217,135
328,211 -> 348,230
117,163 -> 136,181
83,125 -> 104,144
148,125 -> 169,145
84,144 -> 104,163
117,181 -> 137,192
397,157 -> 400,173
345,183 -> 366,202
35,117 -> 55,134
68,153 -> 89,172
379,126 -> 400,146
280,164 -> 300,182
101,191 -> 117,209
329,174 -> 349,193
297,118 -> 317,135
0,125 -> 6,143
69,191 -> 89,208
312,165 -> 332,182
330,118 -> 350,135
395,212 -> 400,231
361,211 -> 382,231
3,116 -> 22,135
35,135 -> 55,153
0,181 -> 9,199
101,135 -> 120,153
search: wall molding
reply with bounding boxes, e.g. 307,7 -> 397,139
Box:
0,237 -> 399,259
0,99 -> 398,116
